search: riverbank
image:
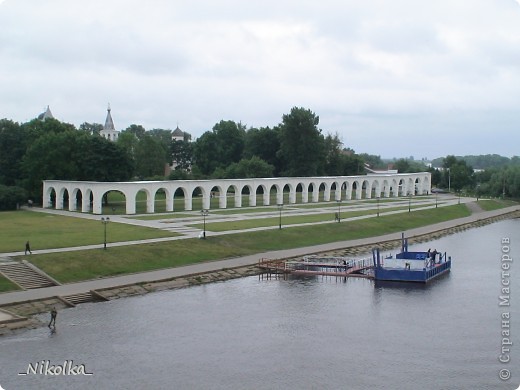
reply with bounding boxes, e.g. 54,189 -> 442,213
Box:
0,205 -> 518,336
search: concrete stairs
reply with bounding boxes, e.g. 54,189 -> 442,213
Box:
0,261 -> 59,290
62,291 -> 108,306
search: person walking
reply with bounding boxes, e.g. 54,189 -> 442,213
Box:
48,307 -> 57,328
25,241 -> 32,255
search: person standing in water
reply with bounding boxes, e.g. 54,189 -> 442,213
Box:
48,307 -> 57,328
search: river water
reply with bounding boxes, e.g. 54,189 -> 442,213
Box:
1,219 -> 519,390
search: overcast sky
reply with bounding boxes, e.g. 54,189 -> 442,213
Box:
1,0 -> 519,160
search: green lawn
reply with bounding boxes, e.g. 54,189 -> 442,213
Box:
27,204 -> 471,284
0,211 -> 177,252
477,199 -> 518,211
0,275 -> 20,293
189,205 -> 428,232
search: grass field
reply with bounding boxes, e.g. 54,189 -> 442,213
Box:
477,199 -> 518,211
26,204 -> 472,284
189,205 -> 428,231
0,211 -> 177,252
0,275 -> 20,293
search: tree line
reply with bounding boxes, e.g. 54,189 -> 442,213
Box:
1,106 -> 518,209
429,155 -> 520,198
0,107 -> 368,207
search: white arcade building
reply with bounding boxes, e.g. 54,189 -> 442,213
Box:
42,173 -> 431,215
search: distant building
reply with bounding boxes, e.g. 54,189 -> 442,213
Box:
172,126 -> 186,142
37,105 -> 54,121
99,104 -> 119,142
166,125 -> 192,175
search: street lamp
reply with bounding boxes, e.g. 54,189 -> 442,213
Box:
408,193 -> 412,212
448,168 -> 451,193
277,204 -> 283,229
101,217 -> 110,250
435,192 -> 438,208
502,175 -> 506,199
200,209 -> 209,238
336,200 -> 341,222
377,196 -> 380,217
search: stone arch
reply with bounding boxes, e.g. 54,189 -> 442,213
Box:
225,184 -> 239,208
240,184 -> 255,207
294,183 -> 304,203
282,183 -> 293,204
173,187 -> 188,211
370,179 -> 381,198
320,181 -> 330,201
209,185 -> 225,209
191,185 -> 208,210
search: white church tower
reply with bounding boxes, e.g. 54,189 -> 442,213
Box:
99,104 -> 119,141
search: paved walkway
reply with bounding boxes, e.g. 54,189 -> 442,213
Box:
0,204 -> 518,306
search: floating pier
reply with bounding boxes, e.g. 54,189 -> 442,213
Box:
258,255 -> 374,279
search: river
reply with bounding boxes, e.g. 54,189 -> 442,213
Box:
0,219 -> 518,389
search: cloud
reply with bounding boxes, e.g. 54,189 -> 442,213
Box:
1,0 -> 519,158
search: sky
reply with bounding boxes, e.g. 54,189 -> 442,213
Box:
1,0 -> 519,160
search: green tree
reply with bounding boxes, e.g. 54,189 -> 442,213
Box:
441,156 -> 474,191
124,124 -> 146,140
323,133 -> 344,176
75,136 -> 134,182
171,138 -> 193,172
212,120 -> 246,166
0,119 -> 26,186
341,153 -> 365,176
134,134 -> 168,178
21,132 -> 133,198
277,107 -> 324,177
359,153 -> 384,170
79,122 -> 103,135
0,185 -> 27,211
193,131 -> 220,176
224,156 -> 274,178
21,118 -> 76,141
244,126 -> 280,174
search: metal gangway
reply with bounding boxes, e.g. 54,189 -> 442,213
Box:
258,255 -> 374,279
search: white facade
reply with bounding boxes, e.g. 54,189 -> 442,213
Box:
99,104 -> 119,141
43,173 -> 431,215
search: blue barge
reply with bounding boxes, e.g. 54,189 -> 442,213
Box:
372,235 -> 451,283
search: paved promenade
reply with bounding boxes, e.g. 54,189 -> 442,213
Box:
0,204 -> 518,307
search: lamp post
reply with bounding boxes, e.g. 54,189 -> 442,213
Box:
448,168 -> 451,193
200,209 -> 209,238
377,196 -> 380,217
101,217 -> 110,250
435,192 -> 438,208
502,175 -> 506,199
277,204 -> 283,229
408,192 -> 412,212
336,200 -> 341,222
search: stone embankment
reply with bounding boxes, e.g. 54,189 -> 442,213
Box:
1,208 -> 518,336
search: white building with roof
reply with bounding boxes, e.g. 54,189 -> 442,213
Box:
99,104 -> 119,141
37,105 -> 54,120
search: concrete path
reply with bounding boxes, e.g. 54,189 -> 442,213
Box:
0,204 -> 518,306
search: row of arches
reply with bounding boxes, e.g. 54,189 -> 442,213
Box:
43,174 -> 431,215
